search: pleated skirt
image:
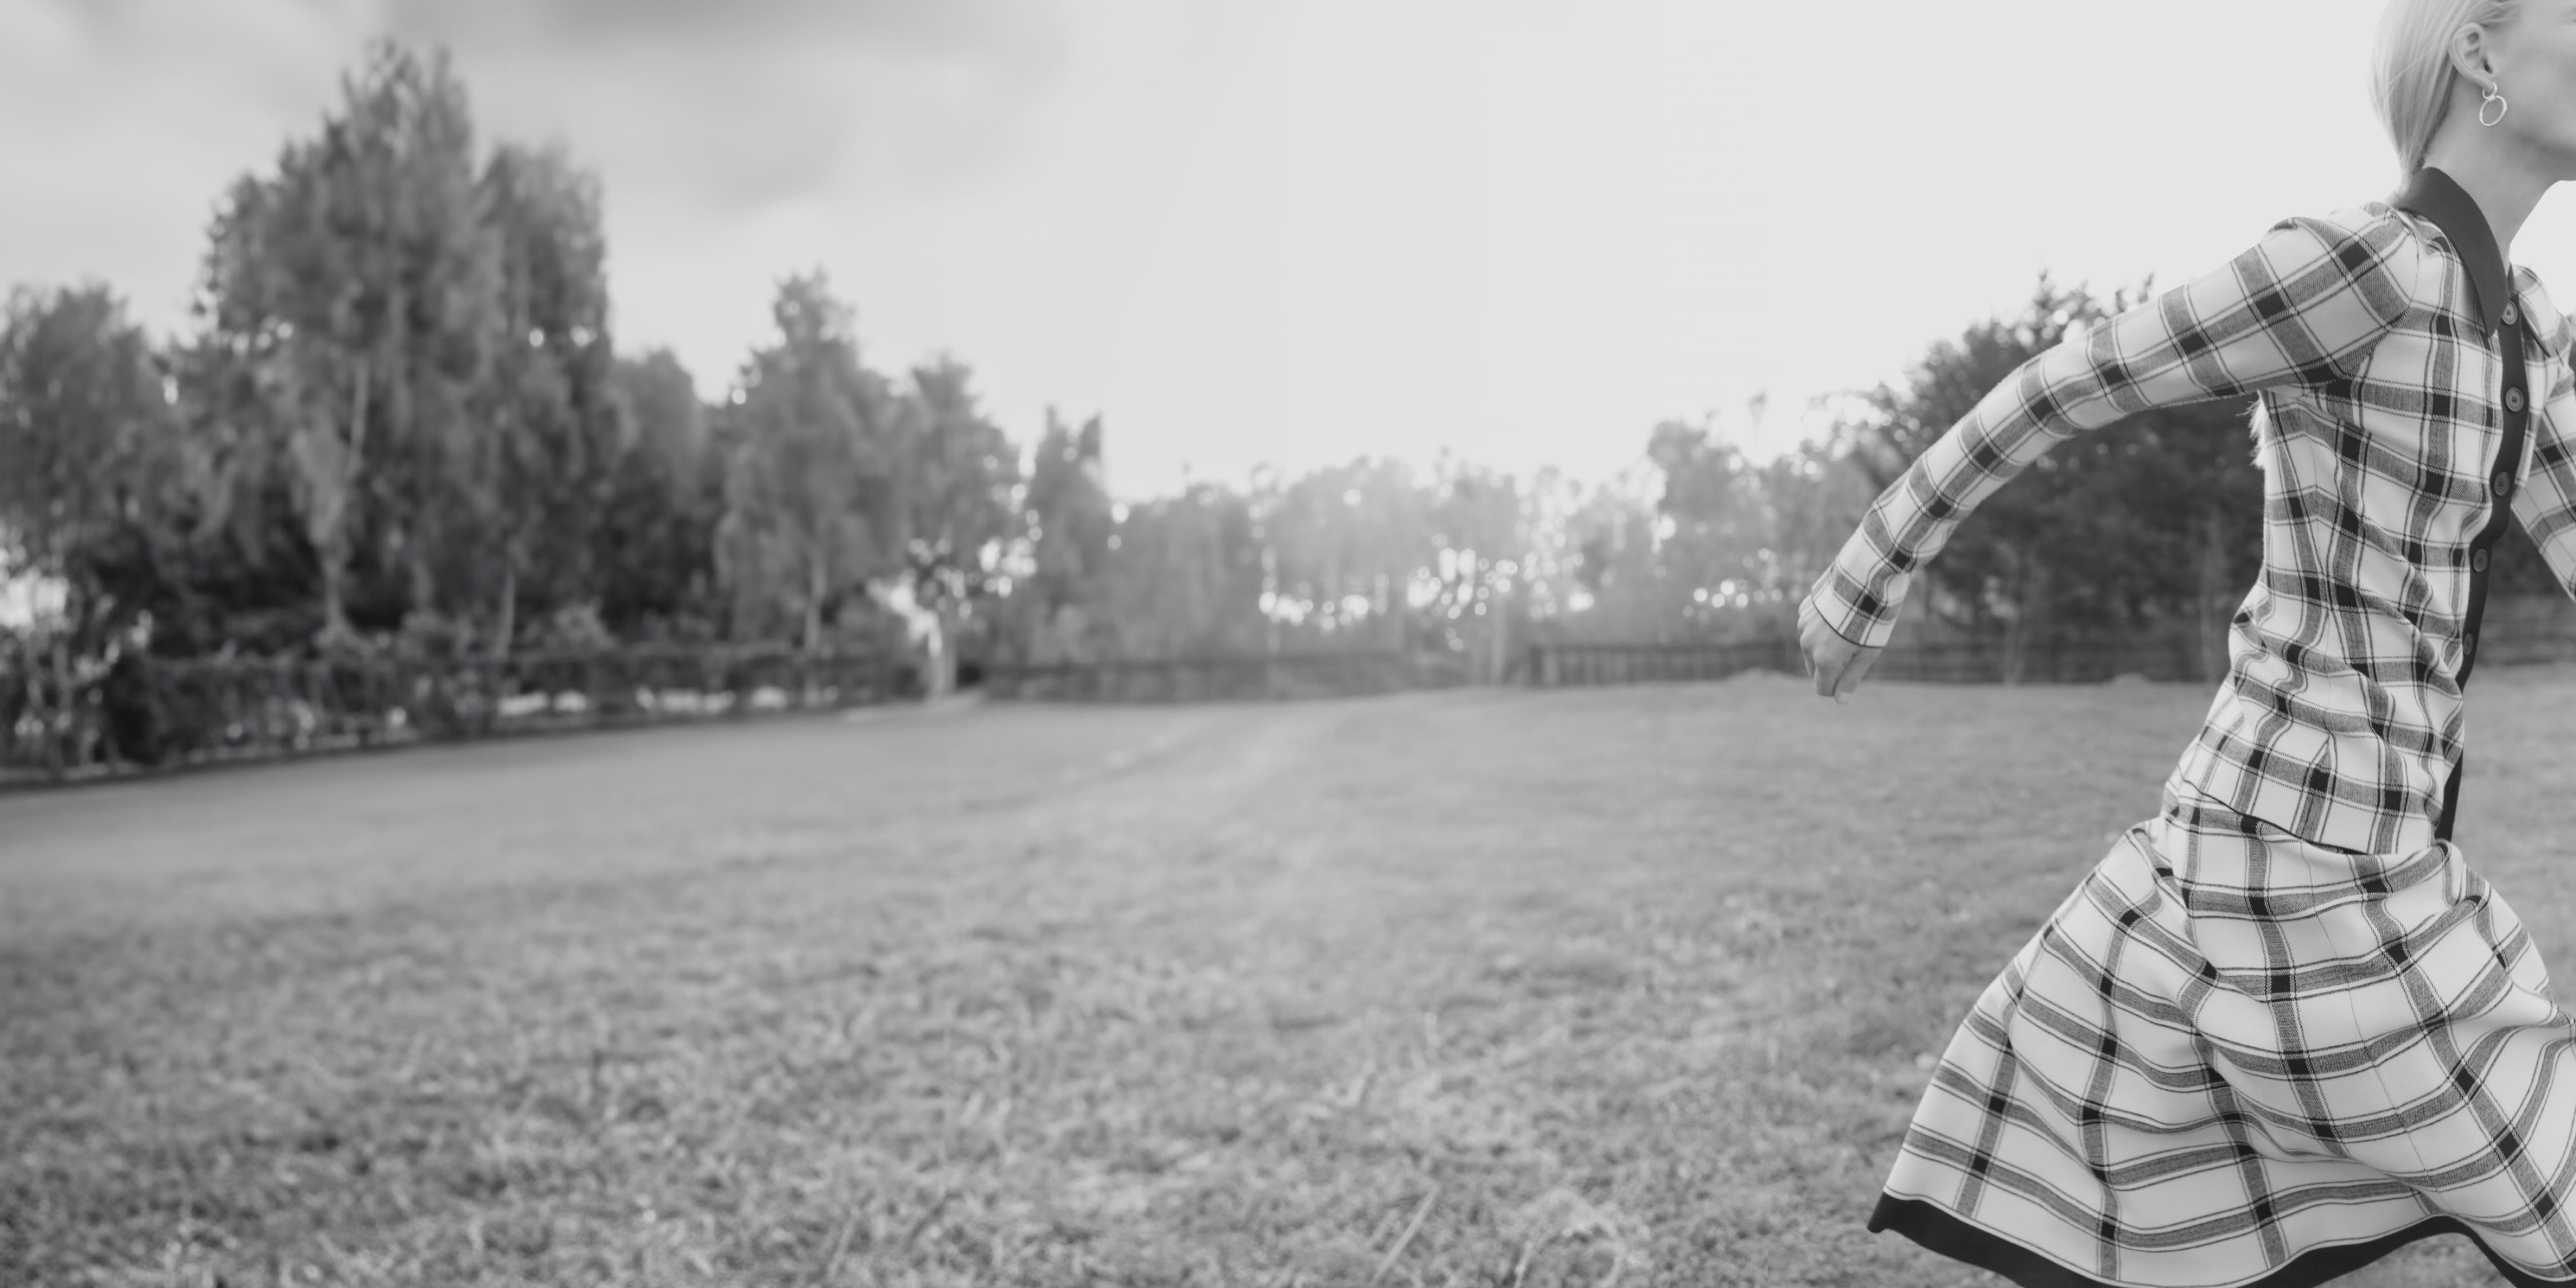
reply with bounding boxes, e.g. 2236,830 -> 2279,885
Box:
1870,788 -> 2576,1288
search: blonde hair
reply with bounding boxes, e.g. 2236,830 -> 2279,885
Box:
2373,0 -> 2523,174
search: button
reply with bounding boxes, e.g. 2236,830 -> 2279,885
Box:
2466,631 -> 2479,657
2508,388 -> 2526,413
2506,302 -> 2522,326
2496,470 -> 2514,496
2474,547 -> 2491,572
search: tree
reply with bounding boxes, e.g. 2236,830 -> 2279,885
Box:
1752,436 -> 1882,614
1260,457 -> 1431,644
1507,465 -> 1595,625
0,285 -> 204,768
894,357 -> 1022,680
1427,455 -> 1524,678
1645,418 -> 1771,637
1559,468 -> 1662,640
713,272 -> 902,649
596,348 -> 720,637
472,141 -> 621,654
1100,484 -> 1266,658
2073,394 -> 2263,682
0,285 -> 175,613
1014,408 -> 1115,661
194,40 -> 501,643
128,318 -> 330,657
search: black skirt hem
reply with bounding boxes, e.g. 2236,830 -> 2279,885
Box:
1868,1192 -> 2574,1288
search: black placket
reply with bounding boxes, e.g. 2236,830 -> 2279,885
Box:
2432,305 -> 2528,843
2393,167 -> 2526,846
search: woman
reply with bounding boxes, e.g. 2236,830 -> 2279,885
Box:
1799,3 -> 2576,1285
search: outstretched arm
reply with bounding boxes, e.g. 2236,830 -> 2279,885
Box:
1800,208 -> 2423,681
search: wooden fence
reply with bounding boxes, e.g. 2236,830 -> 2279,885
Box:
2,644 -> 916,785
1523,641 -> 1798,687
1523,598 -> 2576,689
1519,638 -> 2195,688
984,649 -> 1473,703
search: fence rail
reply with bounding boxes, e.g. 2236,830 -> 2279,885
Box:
1523,610 -> 2576,690
985,649 -> 1472,703
2,644 -> 916,785
1523,641 -> 1796,687
1522,638 -> 2227,687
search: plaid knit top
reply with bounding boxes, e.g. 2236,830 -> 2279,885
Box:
1805,167 -> 2576,857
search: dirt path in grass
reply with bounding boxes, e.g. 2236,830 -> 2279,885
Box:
11,675 -> 2576,1285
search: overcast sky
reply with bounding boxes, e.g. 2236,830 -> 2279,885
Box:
10,0 -> 2576,501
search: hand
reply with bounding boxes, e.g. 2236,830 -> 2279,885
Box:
1797,594 -> 1883,705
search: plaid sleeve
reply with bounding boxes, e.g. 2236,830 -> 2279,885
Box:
2512,277 -> 2576,601
1804,208 -> 2421,650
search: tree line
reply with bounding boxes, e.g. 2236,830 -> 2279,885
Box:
13,40 -> 2547,695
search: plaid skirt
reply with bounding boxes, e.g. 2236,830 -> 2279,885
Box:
1870,788 -> 2576,1288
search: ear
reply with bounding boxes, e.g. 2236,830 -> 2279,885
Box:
2447,20 -> 2500,90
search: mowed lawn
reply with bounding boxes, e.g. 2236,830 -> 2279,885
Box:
12,671 -> 2576,1287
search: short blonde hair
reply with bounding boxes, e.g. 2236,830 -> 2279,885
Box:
2374,0 -> 2523,174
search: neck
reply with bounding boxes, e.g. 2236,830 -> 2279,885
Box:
2421,126 -> 2555,256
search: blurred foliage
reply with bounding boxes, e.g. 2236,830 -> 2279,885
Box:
15,33 -> 2554,721
195,42 -> 501,643
712,271 -> 904,651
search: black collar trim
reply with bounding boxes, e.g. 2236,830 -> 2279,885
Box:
2392,166 -> 2509,335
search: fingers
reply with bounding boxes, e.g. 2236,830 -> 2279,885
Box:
1797,620 -> 1831,696
1811,643 -> 1848,701
1793,610 -> 1834,701
1831,647 -> 1880,705
1798,596 -> 1888,705
1796,599 -> 1847,700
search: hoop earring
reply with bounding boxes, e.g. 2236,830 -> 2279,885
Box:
2481,82 -> 2509,127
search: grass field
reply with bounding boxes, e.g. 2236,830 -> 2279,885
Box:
12,670 -> 2576,1286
